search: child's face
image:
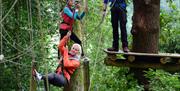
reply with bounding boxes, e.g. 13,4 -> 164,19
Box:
68,0 -> 74,6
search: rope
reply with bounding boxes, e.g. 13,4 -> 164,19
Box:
88,23 -> 103,90
1,33 -> 28,54
0,0 -> 4,62
0,0 -> 18,23
28,0 -> 37,90
6,59 -> 31,68
85,0 -> 117,40
0,52 -> 26,64
37,0 -> 50,90
0,20 -> 52,59
1,32 -> 39,59
4,43 -> 37,61
1,24 -> 31,53
0,0 -> 2,55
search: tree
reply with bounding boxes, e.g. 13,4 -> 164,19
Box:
130,0 -> 160,90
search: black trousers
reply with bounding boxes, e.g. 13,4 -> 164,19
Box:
43,73 -> 67,91
60,30 -> 82,44
58,29 -> 84,59
110,7 -> 128,49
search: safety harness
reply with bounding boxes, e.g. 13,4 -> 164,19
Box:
55,54 -> 79,83
111,0 -> 126,12
60,6 -> 75,31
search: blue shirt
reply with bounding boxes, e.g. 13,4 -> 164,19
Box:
104,0 -> 126,9
64,7 -> 85,20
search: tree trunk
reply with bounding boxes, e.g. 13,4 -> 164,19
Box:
131,0 -> 160,90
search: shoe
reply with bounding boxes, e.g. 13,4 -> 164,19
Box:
107,47 -> 119,52
81,53 -> 84,57
33,69 -> 42,81
123,47 -> 129,52
82,56 -> 89,61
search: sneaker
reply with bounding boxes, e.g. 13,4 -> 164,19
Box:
107,47 -> 119,52
123,47 -> 130,52
82,56 -> 89,61
33,69 -> 42,81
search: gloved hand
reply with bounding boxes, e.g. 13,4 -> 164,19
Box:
102,9 -> 107,18
67,31 -> 72,37
103,4 -> 107,16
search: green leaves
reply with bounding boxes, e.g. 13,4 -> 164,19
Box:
145,69 -> 180,91
159,8 -> 180,53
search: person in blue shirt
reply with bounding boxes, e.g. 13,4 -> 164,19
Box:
104,0 -> 129,52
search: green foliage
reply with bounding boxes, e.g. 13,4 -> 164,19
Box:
90,66 -> 144,91
0,0 -> 180,91
145,69 -> 180,91
0,0 -> 62,90
159,3 -> 180,53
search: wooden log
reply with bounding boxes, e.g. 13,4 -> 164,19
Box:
107,54 -> 117,61
178,59 -> 180,64
83,58 -> 90,91
64,67 -> 84,91
127,56 -> 135,62
104,59 -> 180,72
160,57 -> 171,64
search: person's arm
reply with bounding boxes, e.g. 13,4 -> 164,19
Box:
74,3 -> 86,20
58,36 -> 68,54
103,0 -> 108,11
76,12 -> 85,20
58,31 -> 71,54
64,7 -> 79,20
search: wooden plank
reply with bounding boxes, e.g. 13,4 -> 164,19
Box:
104,58 -> 180,72
104,49 -> 180,58
83,58 -> 90,91
104,49 -> 180,71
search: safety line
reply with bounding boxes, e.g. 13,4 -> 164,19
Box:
0,0 -> 18,23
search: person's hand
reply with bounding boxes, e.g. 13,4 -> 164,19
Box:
59,11 -> 63,18
67,31 -> 72,37
103,4 -> 107,16
103,9 -> 107,16
75,3 -> 81,9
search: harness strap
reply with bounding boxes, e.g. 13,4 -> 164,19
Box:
70,9 -> 75,31
111,0 -> 127,13
56,58 -> 73,77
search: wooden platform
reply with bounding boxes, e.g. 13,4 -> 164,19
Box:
104,49 -> 180,72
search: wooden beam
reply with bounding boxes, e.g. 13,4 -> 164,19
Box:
104,49 -> 180,58
104,58 -> 180,72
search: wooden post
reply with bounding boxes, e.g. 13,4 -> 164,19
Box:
83,58 -> 90,91
63,66 -> 84,91
127,56 -> 135,62
63,58 -> 90,91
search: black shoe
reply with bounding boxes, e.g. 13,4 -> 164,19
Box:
107,47 -> 119,52
123,47 -> 129,52
81,53 -> 84,57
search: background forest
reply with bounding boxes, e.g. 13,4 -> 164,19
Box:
0,0 -> 180,91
